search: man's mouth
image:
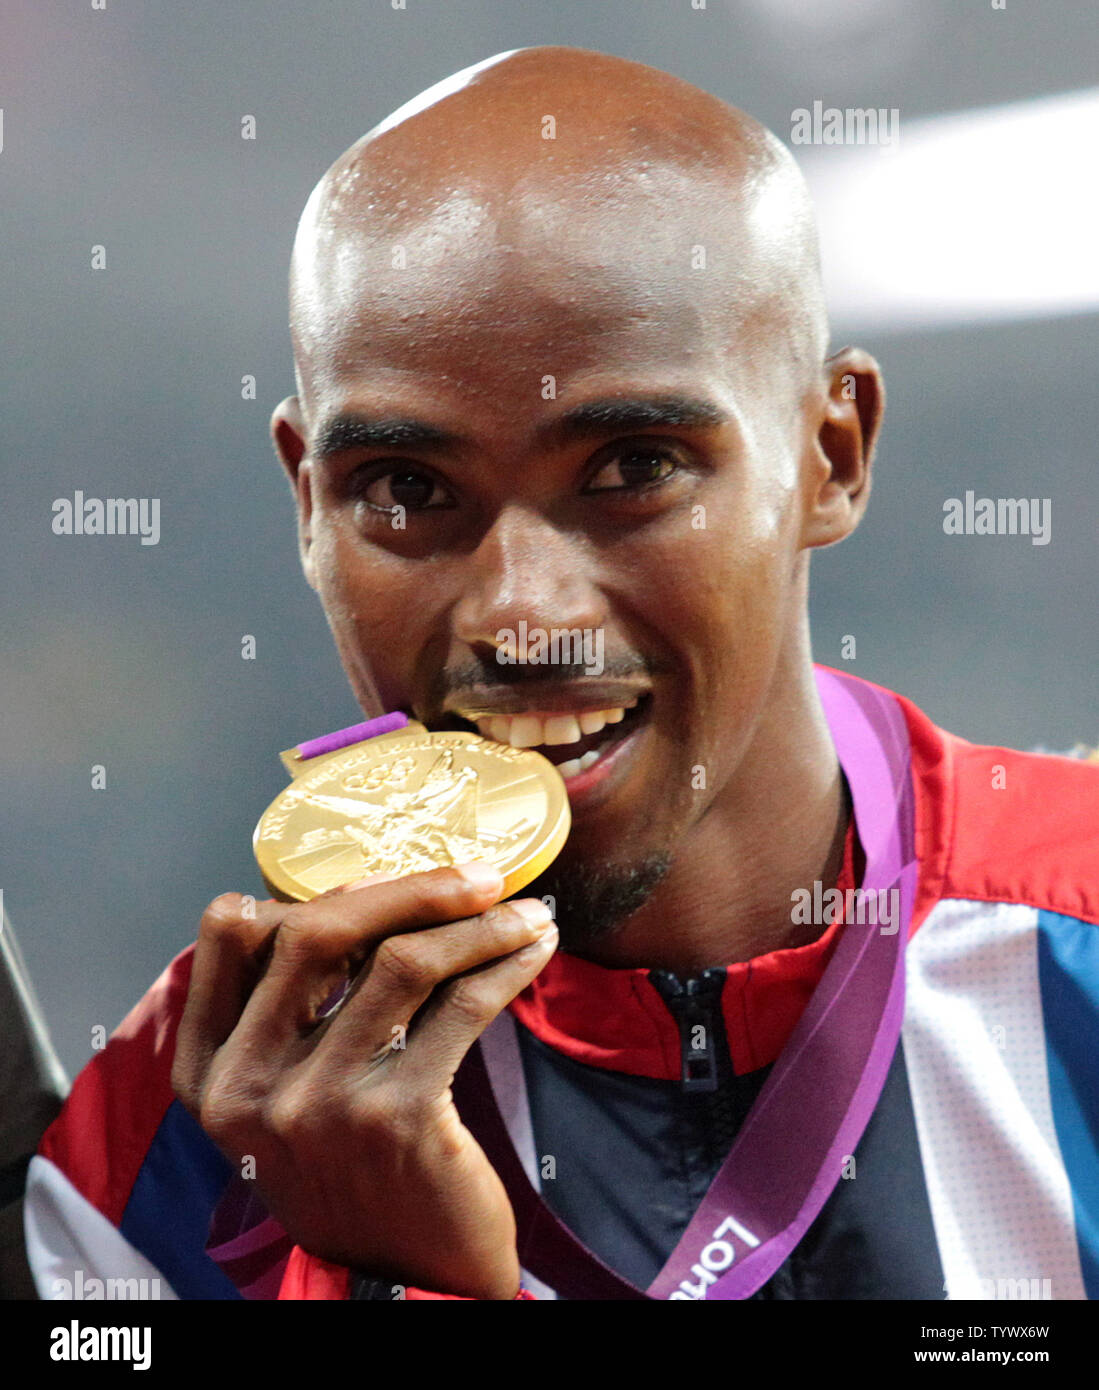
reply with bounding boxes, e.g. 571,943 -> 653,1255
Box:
424,692 -> 651,783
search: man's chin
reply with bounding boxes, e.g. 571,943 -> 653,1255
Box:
522,850 -> 673,955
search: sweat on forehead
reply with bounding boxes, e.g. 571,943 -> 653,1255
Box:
288,46 -> 827,405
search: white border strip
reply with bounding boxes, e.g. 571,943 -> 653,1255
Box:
24,1155 -> 178,1301
479,1012 -> 558,1301
903,899 -> 1085,1299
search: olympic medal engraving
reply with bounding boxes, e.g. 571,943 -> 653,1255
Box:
254,726 -> 570,901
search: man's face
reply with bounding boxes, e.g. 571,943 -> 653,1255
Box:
280,187 -> 830,942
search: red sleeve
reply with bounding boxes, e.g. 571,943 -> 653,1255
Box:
278,1245 -> 536,1299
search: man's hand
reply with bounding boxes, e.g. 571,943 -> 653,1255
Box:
171,862 -> 557,1300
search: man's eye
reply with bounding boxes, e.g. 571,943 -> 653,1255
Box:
360,468 -> 452,512
584,449 -> 679,492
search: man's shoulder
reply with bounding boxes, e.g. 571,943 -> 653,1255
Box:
27,943 -> 261,1300
36,944 -> 197,1225
883,679 -> 1099,929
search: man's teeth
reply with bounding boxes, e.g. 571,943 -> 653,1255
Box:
456,701 -> 641,779
557,749 -> 603,780
468,702 -> 636,750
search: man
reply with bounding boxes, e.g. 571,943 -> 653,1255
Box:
24,47 -> 1099,1301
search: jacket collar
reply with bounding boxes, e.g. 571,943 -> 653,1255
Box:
508,668 -> 953,1080
509,817 -> 856,1079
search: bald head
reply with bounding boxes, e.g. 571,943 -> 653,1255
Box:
288,47 -> 828,417
270,50 -> 883,955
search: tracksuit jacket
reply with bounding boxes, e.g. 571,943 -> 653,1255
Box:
23,671 -> 1099,1300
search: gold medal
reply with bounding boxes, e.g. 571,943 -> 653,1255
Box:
253,721 -> 571,902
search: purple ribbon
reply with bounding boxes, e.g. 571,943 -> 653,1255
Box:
215,672 -> 915,1301
296,711 -> 409,760
453,666 -> 918,1300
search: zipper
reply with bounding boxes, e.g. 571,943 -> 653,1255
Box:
647,967 -> 727,1093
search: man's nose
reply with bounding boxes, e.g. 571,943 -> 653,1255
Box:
451,506 -> 606,659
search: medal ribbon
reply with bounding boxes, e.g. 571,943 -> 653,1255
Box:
281,670 -> 916,1300
296,712 -> 409,760
453,666 -> 918,1299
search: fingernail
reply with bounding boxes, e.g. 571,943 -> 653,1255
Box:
455,860 -> 504,891
511,898 -> 554,928
518,923 -> 558,958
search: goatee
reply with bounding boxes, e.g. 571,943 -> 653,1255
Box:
522,851 -> 673,954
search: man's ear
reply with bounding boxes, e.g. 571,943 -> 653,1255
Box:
270,395 -> 318,590
801,347 -> 885,549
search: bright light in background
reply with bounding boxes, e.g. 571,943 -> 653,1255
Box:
741,0 -> 906,39
798,87 -> 1099,333
733,0 -> 924,85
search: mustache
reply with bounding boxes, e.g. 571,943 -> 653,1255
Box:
423,651 -> 667,707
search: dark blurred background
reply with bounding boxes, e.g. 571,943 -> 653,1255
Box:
2,0 -> 1096,1078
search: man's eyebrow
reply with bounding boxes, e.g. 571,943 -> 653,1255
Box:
539,395 -> 731,444
311,394 -> 731,460
311,414 -> 461,460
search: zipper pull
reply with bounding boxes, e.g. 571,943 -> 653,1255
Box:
648,968 -> 725,1093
